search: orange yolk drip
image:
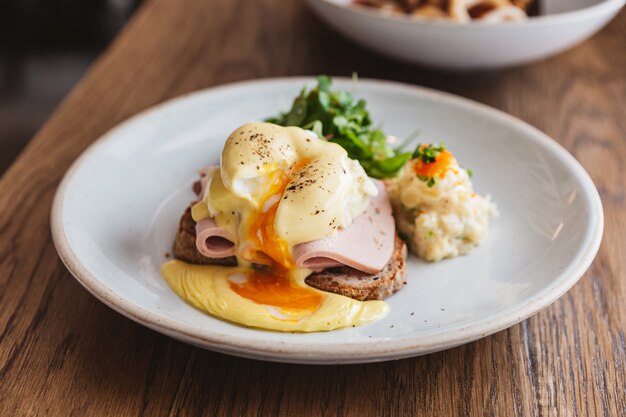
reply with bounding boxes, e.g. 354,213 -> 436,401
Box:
413,149 -> 455,179
248,159 -> 310,268
248,189 -> 293,269
230,268 -> 322,311
230,159 -> 323,313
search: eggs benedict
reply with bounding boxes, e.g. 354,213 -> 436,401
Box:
162,122 -> 407,332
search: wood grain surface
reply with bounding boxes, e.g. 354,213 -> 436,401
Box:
1,1 -> 625,416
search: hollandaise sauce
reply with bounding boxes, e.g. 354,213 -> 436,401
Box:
162,122 -> 389,332
161,261 -> 388,331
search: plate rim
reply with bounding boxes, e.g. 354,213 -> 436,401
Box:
51,76 -> 604,363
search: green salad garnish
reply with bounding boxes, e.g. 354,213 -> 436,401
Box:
266,75 -> 412,179
412,143 -> 446,164
412,143 -> 446,187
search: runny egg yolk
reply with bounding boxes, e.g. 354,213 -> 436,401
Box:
413,148 -> 455,179
229,158 -> 323,313
229,269 -> 322,312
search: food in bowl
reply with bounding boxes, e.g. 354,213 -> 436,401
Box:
353,0 -> 535,22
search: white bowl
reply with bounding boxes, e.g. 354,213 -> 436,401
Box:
307,0 -> 625,70
52,78 -> 603,364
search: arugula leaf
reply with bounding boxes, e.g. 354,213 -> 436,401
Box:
266,75 -> 412,179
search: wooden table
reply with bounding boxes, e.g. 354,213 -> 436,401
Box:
1,1 -> 625,415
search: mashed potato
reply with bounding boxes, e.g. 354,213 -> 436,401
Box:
387,144 -> 497,262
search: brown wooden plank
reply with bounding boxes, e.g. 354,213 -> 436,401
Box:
0,0 -> 624,415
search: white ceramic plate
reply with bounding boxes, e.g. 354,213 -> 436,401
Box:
307,0 -> 625,70
51,78 -> 603,364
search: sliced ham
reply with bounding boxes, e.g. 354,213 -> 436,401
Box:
194,166 -> 238,259
195,217 -> 236,258
193,179 -> 395,274
292,181 -> 395,274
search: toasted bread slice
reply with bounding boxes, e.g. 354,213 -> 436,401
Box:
172,180 -> 407,300
305,235 -> 407,301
